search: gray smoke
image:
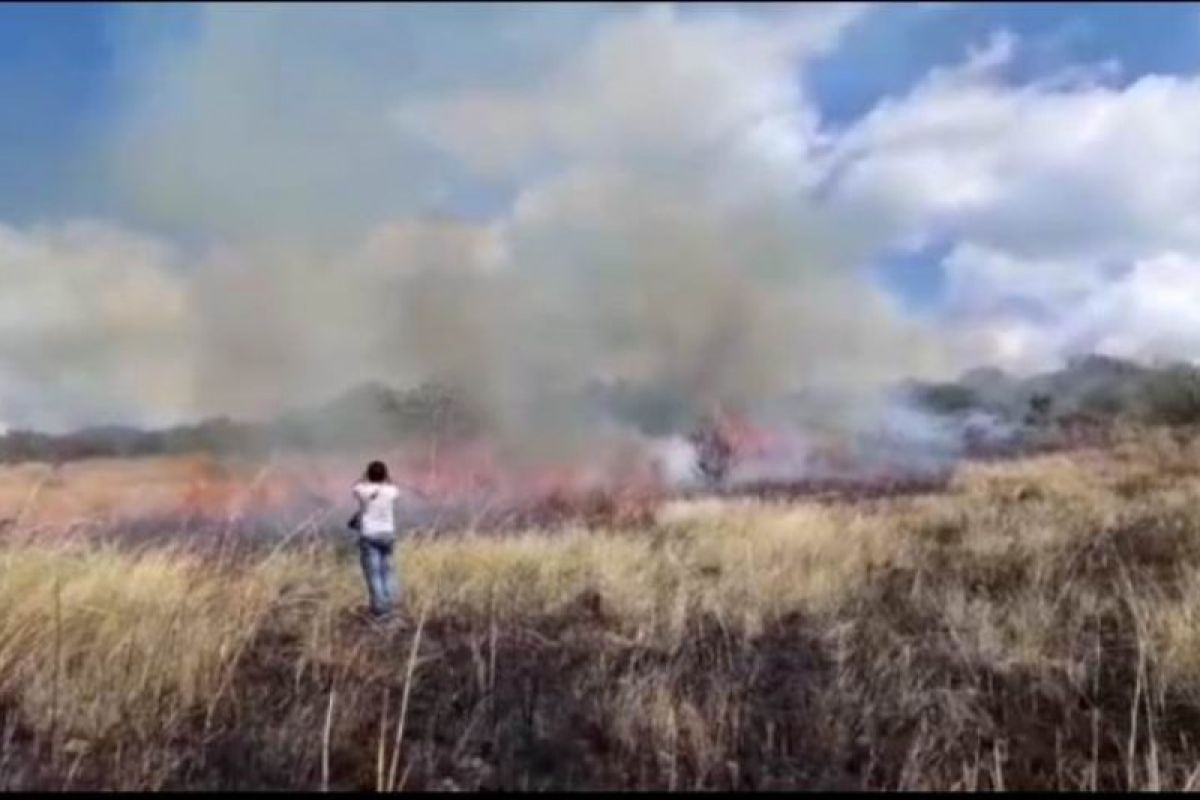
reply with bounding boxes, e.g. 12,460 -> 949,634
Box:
3,4 -> 963,453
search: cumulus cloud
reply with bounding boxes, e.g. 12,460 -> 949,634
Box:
825,29 -> 1200,371
1056,253 -> 1200,362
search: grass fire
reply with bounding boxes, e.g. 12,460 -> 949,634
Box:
6,370 -> 1200,789
6,1 -> 1200,792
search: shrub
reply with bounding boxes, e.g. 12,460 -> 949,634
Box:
1138,364 -> 1200,426
912,383 -> 980,416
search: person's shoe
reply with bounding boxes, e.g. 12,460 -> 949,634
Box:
354,606 -> 388,625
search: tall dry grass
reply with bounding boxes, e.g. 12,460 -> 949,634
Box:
5,434 -> 1200,788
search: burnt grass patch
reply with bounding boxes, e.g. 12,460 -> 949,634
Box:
9,560 -> 1200,792
12,442 -> 1200,790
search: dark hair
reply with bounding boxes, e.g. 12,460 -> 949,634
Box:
364,460 -> 390,484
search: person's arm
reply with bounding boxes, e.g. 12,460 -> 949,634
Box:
352,484 -> 369,512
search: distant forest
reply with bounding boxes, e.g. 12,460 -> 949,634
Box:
4,355 -> 1200,465
0,382 -> 481,465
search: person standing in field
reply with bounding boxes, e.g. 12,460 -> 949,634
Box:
350,460 -> 404,619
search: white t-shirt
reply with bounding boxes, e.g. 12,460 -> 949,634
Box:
353,481 -> 401,538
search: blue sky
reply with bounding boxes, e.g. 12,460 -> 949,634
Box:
4,2 -> 1200,428
0,3 -> 116,219
809,2 -> 1200,127
6,2 -> 1199,229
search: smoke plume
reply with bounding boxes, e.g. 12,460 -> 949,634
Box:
2,3 -> 959,454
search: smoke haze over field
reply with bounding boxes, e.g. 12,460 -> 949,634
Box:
2,4 -> 948,439
5,3 -> 1200,441
161,2 -> 949,443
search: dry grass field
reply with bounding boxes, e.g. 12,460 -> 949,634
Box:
0,454 -> 238,530
5,427 -> 1200,788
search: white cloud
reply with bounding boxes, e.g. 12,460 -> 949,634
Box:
1056,253 -> 1200,362
940,243 -> 1107,314
829,34 -> 1200,261
822,30 -> 1200,370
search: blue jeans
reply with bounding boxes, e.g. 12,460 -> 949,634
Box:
358,537 -> 398,616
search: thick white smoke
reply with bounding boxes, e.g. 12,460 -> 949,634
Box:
0,4 -> 976,443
